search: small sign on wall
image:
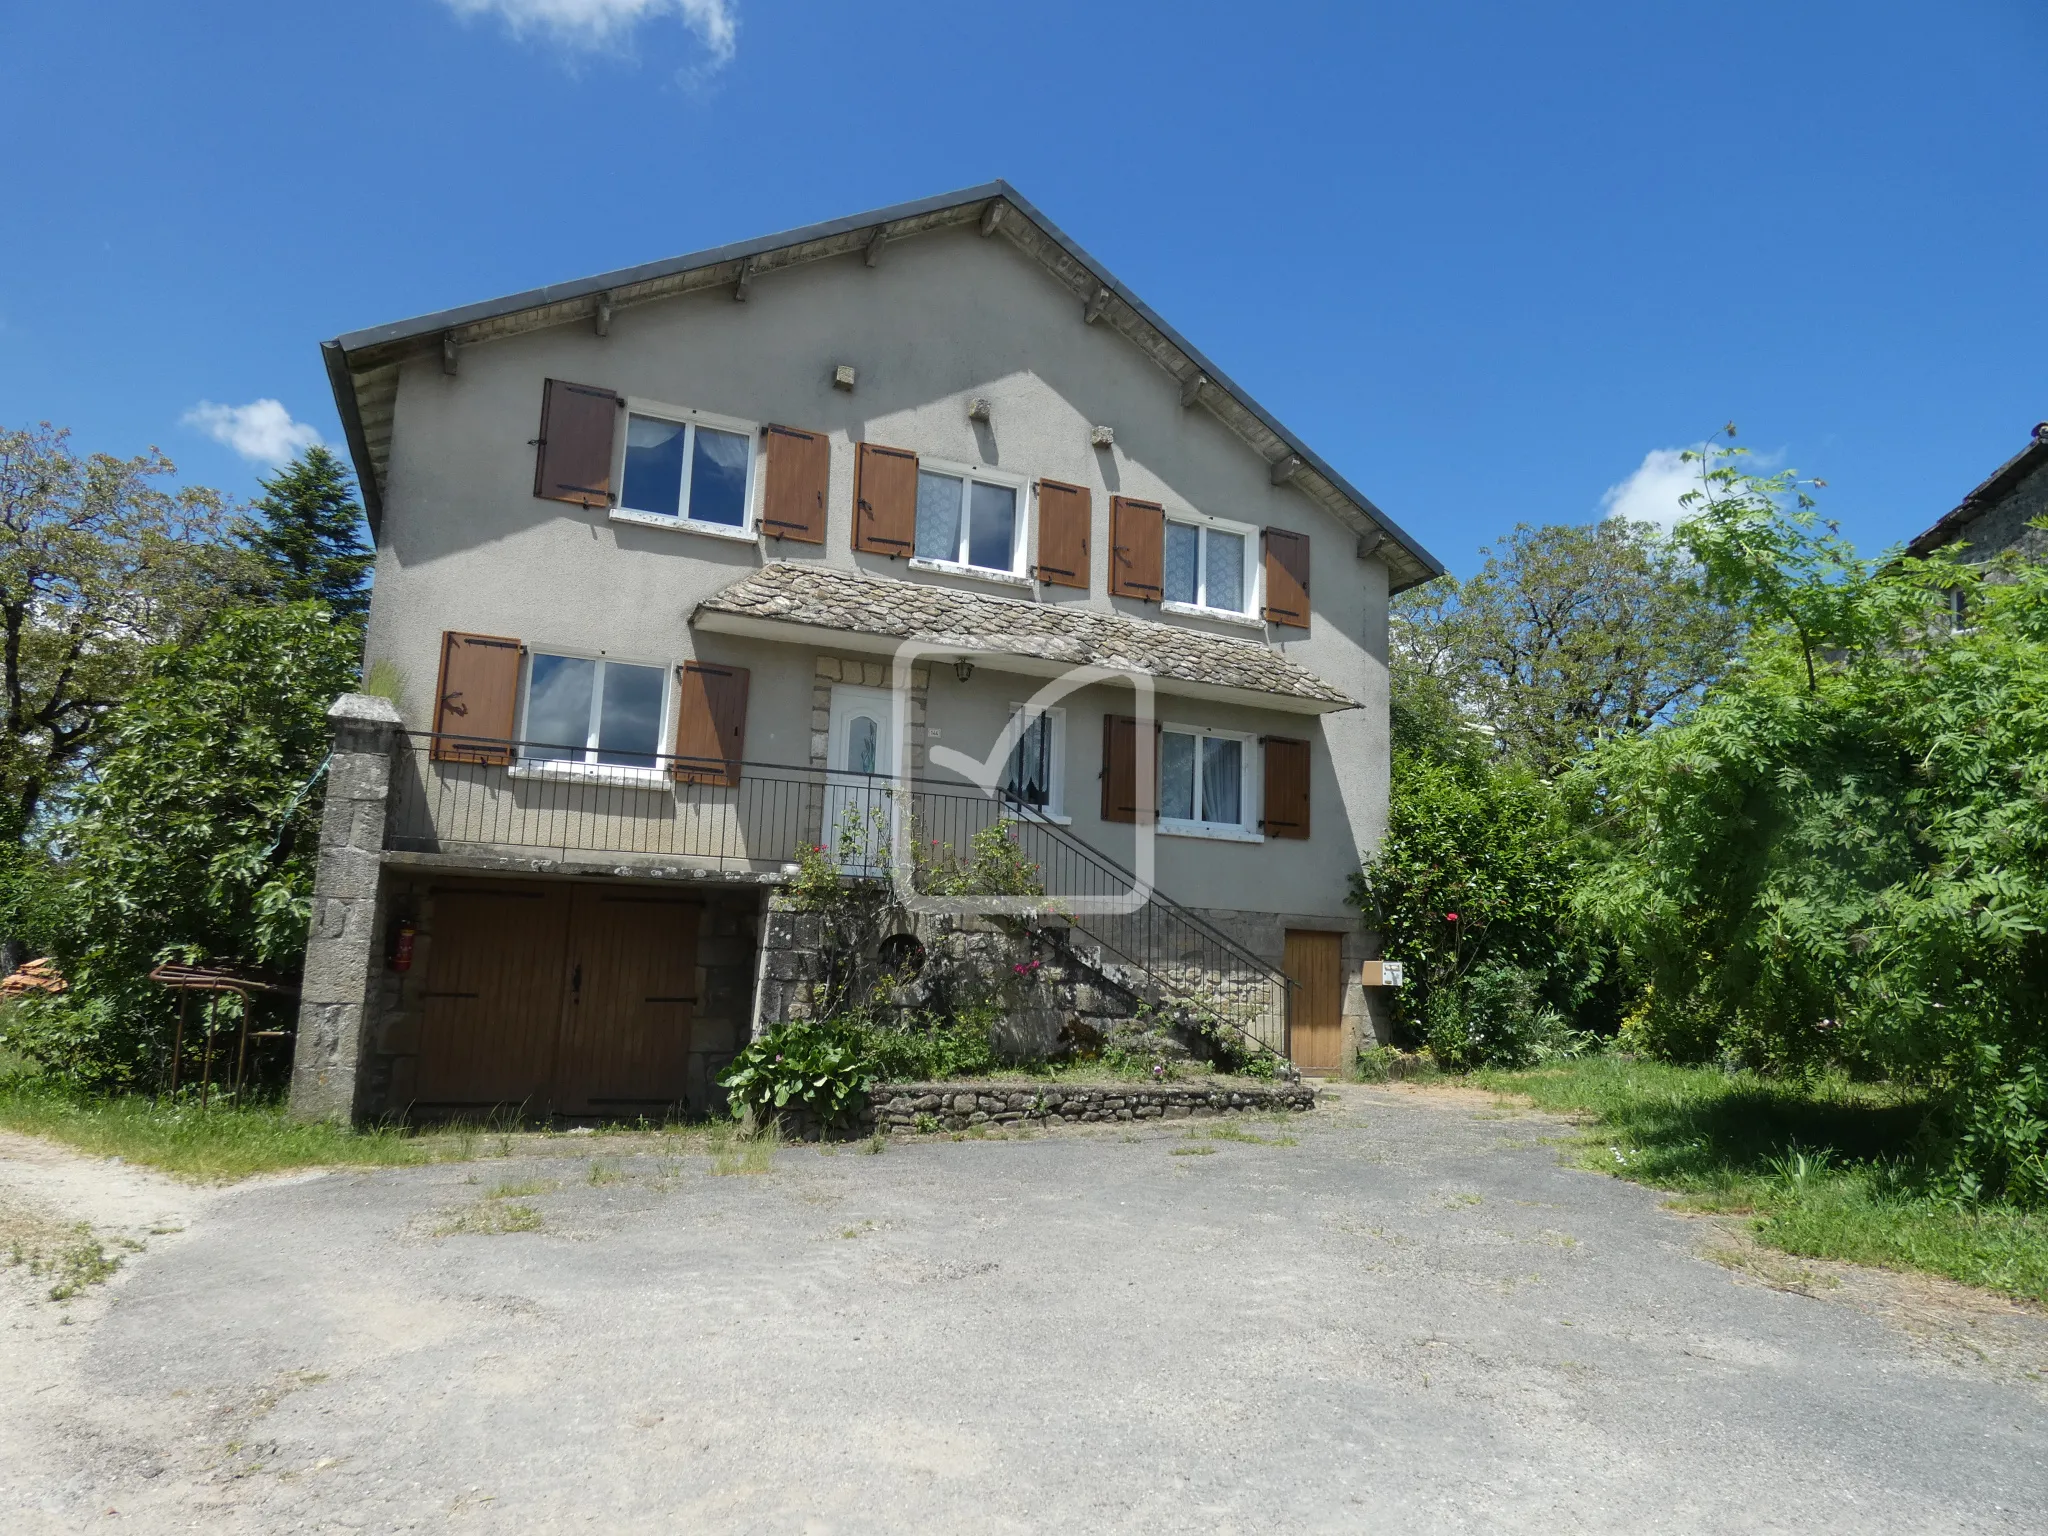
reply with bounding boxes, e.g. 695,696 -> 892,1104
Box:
1359,960 -> 1404,988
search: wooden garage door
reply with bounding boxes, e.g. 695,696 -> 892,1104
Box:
413,881 -> 701,1117
416,885 -> 571,1108
1284,930 -> 1344,1076
555,887 -> 701,1115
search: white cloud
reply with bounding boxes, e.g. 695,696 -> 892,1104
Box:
183,399 -> 323,467
1600,446 -> 1706,531
442,0 -> 737,64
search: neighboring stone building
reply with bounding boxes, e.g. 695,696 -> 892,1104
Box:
1906,422 -> 2048,566
286,181 -> 1444,1124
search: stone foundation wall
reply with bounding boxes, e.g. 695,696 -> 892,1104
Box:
763,1077 -> 1318,1139
752,893 -> 1257,1065
872,1079 -> 1317,1132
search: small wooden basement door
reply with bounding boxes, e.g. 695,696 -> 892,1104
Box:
415,881 -> 700,1117
1284,930 -> 1344,1075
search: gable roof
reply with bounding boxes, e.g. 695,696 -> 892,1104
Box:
695,563 -> 1360,714
1905,423 -> 2048,558
321,181 -> 1442,592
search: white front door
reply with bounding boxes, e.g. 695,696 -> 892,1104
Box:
824,685 -> 896,873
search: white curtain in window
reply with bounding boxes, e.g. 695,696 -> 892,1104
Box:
1206,530 -> 1245,612
1201,736 -> 1242,824
916,472 -> 964,561
1164,523 -> 1198,605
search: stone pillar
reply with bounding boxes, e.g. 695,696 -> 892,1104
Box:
288,693 -> 403,1122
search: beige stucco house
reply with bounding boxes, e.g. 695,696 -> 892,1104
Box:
286,182 -> 1442,1123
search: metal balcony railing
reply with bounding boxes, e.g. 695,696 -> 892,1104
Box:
385,734 -> 1295,1061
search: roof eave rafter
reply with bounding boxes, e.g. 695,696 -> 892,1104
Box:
324,180 -> 1444,589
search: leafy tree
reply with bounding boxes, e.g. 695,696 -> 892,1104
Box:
1393,517 -> 1741,774
1578,445 -> 2048,1202
0,422 -> 241,850
1354,706 -> 1598,1066
1,603 -> 360,1085
0,423 -> 246,974
240,445 -> 373,624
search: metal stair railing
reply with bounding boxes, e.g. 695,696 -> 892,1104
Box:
384,735 -> 1296,1062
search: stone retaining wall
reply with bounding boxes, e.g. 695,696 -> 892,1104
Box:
871,1079 -> 1316,1134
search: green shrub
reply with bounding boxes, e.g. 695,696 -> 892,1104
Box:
1354,746 -> 1607,1048
1421,961 -> 1591,1071
1579,462 -> 2048,1202
1353,1045 -> 1399,1082
858,1006 -> 998,1081
719,1018 -> 877,1129
915,820 -> 1047,900
5,602 -> 358,1087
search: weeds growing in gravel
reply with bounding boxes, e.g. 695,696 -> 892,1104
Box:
708,1120 -> 778,1176
436,1200 -> 543,1237
1202,1124 -> 1298,1147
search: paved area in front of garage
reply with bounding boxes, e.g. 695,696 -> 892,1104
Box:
4,1085 -> 2046,1533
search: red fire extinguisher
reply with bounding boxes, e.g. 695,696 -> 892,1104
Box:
388,920 -> 416,973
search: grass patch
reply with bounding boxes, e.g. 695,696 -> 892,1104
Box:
1170,1145 -> 1217,1157
0,1073 -> 580,1182
484,1178 -> 555,1200
707,1121 -> 777,1176
1201,1123 -> 1298,1147
0,1077 -> 453,1181
1469,1056 -> 2048,1306
436,1200 -> 543,1237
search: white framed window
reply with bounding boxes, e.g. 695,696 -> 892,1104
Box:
1163,515 -> 1258,617
912,459 -> 1028,578
1157,724 -> 1259,840
517,650 -> 669,782
615,398 -> 758,537
1001,704 -> 1066,819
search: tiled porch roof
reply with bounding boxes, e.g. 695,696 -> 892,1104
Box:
694,563 -> 1360,712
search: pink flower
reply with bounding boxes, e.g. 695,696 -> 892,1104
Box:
1445,912 -> 1459,923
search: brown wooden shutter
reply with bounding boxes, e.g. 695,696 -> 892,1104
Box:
1262,527 -> 1311,628
852,442 -> 918,556
1109,496 -> 1164,600
431,631 -> 522,764
1035,479 -> 1091,589
759,424 -> 829,543
1100,714 -> 1159,824
533,379 -> 620,507
672,661 -> 751,786
1261,736 -> 1311,839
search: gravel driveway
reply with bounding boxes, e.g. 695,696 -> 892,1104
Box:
4,1084 -> 2046,1534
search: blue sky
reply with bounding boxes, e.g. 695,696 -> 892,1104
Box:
2,0 -> 2042,575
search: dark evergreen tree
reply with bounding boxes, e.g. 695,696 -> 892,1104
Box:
243,446 -> 373,623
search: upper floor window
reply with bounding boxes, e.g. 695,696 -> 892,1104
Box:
620,407 -> 754,530
915,463 -> 1024,575
523,652 -> 666,770
1164,518 -> 1252,615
